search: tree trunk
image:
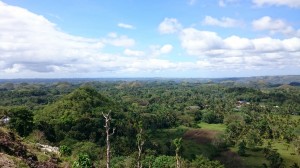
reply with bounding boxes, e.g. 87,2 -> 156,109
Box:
137,125 -> 144,168
103,111 -> 115,168
176,152 -> 180,168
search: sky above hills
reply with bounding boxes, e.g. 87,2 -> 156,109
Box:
0,0 -> 300,78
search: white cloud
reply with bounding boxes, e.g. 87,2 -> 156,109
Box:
224,36 -> 254,50
1,1 -> 300,78
253,0 -> 300,8
180,28 -> 223,55
202,16 -> 241,28
150,44 -> 174,56
252,16 -> 295,36
0,2 -> 146,77
123,49 -> 145,56
158,18 -> 182,34
103,33 -> 135,47
0,2 -> 197,78
4,64 -> 24,73
117,23 -> 135,29
160,44 -> 173,54
0,2 -> 106,72
178,23 -> 300,70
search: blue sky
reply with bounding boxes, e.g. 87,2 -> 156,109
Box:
0,0 -> 300,78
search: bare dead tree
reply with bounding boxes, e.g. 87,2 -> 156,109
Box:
102,111 -> 115,168
136,121 -> 145,168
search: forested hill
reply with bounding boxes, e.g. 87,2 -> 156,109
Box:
0,80 -> 300,167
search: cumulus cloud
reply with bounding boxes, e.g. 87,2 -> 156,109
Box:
1,1 -> 300,78
103,33 -> 135,47
117,23 -> 135,29
202,16 -> 241,28
178,24 -> 300,70
158,18 -> 182,34
252,16 -> 296,36
252,0 -> 300,8
0,2 -> 182,77
180,28 -> 223,55
150,44 -> 174,57
1,2 -> 212,78
0,2 -> 106,73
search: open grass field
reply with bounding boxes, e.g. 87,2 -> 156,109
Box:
272,141 -> 300,166
151,125 -> 221,160
197,122 -> 227,132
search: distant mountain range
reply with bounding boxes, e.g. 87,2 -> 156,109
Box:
1,75 -> 300,85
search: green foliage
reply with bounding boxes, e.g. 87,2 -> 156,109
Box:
237,140 -> 247,156
290,163 -> 300,168
212,133 -> 228,151
110,156 -> 135,168
59,145 -> 72,156
263,148 -> 284,168
245,129 -> 262,149
72,142 -> 100,161
225,121 -> 243,144
8,107 -> 33,137
190,155 -> 224,168
152,155 -> 176,168
142,155 -> 156,168
34,87 -> 118,142
202,111 -> 222,124
72,153 -> 92,168
173,138 -> 182,153
2,80 -> 300,167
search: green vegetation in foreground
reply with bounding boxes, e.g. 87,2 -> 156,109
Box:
198,122 -> 226,132
1,80 -> 300,167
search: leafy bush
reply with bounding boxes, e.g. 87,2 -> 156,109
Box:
8,107 -> 33,137
202,111 -> 222,124
190,155 -> 224,168
72,153 -> 92,168
72,142 -> 100,161
59,145 -> 72,156
152,155 -> 176,168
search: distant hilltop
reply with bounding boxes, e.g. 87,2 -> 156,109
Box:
0,75 -> 300,85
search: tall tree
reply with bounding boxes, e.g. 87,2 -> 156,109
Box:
173,138 -> 182,168
103,111 -> 115,168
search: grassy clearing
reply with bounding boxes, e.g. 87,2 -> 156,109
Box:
230,147 -> 267,168
230,140 -> 300,168
272,141 -> 300,166
151,125 -> 189,142
150,126 -> 219,160
197,122 -> 226,132
291,115 -> 300,121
